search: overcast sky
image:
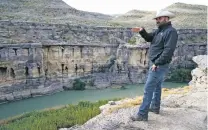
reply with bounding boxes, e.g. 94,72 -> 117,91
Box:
62,0 -> 207,14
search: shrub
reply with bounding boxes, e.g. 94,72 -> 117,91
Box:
0,100 -> 109,130
73,79 -> 86,90
88,79 -> 95,86
168,68 -> 192,82
128,37 -> 136,45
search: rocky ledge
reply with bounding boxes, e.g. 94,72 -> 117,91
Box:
60,55 -> 207,130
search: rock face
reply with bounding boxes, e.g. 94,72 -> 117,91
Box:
170,29 -> 207,69
0,21 -> 207,103
189,55 -> 207,87
60,55 -> 207,130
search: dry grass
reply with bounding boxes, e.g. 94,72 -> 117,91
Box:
161,86 -> 192,97
111,3 -> 207,29
107,96 -> 143,113
106,86 -> 192,114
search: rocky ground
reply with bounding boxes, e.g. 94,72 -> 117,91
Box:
60,86 -> 207,130
60,55 -> 207,130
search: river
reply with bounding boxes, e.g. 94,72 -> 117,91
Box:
0,82 -> 187,120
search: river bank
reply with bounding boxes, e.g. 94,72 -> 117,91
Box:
0,55 -> 206,130
0,82 -> 186,120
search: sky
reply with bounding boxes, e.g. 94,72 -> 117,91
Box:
62,0 -> 208,14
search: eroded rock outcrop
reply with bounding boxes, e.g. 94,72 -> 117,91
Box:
60,55 -> 207,130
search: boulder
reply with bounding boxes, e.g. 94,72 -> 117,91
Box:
192,55 -> 207,70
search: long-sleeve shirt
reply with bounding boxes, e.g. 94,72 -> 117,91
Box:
139,22 -> 178,66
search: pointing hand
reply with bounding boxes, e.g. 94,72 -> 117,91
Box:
131,27 -> 143,32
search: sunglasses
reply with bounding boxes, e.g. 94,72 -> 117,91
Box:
156,17 -> 162,20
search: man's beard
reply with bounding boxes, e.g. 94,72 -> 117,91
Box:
156,21 -> 167,27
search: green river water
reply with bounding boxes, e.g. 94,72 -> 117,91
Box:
0,82 -> 187,120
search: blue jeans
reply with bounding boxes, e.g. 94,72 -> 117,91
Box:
138,63 -> 169,117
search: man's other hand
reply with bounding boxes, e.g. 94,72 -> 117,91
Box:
151,64 -> 158,71
131,27 -> 143,33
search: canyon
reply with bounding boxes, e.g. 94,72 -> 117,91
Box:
0,21 -> 207,103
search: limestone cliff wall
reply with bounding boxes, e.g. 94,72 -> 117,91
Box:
171,29 -> 207,69
0,21 -> 132,44
0,21 -> 207,103
0,21 -> 206,70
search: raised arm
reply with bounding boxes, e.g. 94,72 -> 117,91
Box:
131,27 -> 156,42
139,28 -> 156,42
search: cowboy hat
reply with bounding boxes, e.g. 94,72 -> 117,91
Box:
153,10 -> 175,19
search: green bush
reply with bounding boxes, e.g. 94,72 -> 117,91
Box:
0,100 -> 109,130
128,37 -> 136,45
168,68 -> 192,82
73,79 -> 86,90
88,79 -> 95,86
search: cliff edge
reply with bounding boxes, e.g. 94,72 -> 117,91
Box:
60,55 -> 207,130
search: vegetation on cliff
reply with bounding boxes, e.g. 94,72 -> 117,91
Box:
0,0 -> 112,26
0,0 -> 207,28
0,100 -> 118,130
168,68 -> 192,82
112,2 -> 207,29
72,79 -> 86,90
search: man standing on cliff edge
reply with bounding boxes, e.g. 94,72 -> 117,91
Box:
130,10 -> 178,121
